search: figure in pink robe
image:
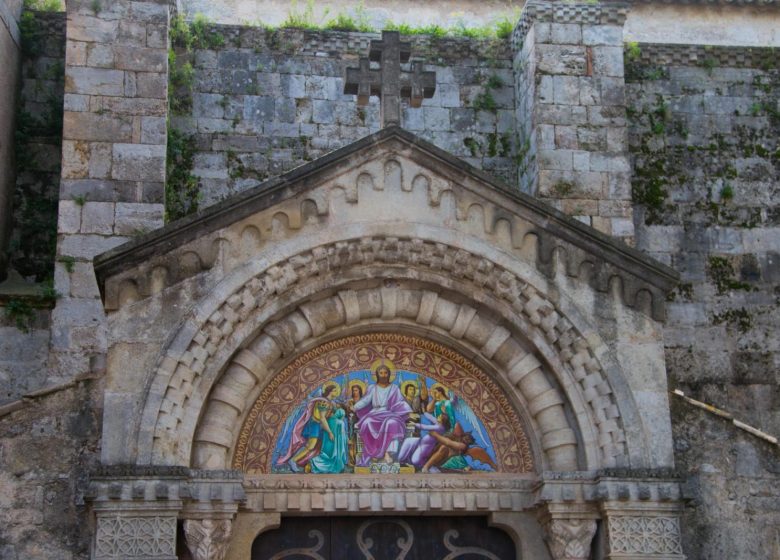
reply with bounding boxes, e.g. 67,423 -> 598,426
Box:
397,412 -> 449,468
353,364 -> 412,466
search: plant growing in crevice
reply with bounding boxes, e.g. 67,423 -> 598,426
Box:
168,14 -> 224,115
324,1 -> 372,32
3,278 -> 58,333
38,278 -> 60,302
165,127 -> 200,221
625,41 -> 641,62
168,48 -> 194,115
552,181 -> 575,197
283,0 -> 320,29
57,255 -> 76,273
463,137 -> 480,157
471,72 -> 505,113
4,299 -> 35,333
712,307 -> 753,333
707,256 -> 755,295
23,0 -> 63,11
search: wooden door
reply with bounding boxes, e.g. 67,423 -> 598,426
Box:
251,516 -> 516,559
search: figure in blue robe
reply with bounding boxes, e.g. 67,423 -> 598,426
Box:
310,407 -> 348,473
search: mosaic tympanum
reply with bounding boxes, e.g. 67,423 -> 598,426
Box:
233,334 -> 534,474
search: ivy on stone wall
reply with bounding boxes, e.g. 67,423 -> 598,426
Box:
165,127 -> 200,222
165,15 -> 227,221
9,11 -> 64,282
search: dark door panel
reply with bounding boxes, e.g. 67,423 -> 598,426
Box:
252,516 -> 516,560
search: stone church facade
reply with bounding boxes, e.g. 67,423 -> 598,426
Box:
0,0 -> 778,559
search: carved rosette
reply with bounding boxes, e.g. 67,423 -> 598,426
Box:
607,516 -> 684,556
545,519 -> 598,560
184,519 -> 233,560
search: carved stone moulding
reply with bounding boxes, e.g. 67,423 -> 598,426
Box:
540,470 -> 685,504
242,473 -> 539,514
601,502 -> 686,560
87,468 -> 245,504
94,514 -> 178,560
607,515 -> 685,558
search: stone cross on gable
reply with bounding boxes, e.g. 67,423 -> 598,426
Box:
344,30 -> 436,127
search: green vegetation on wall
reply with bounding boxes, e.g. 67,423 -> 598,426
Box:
165,127 -> 200,222
166,15 -> 227,221
248,0 -> 518,39
10,10 -> 64,282
22,0 -> 63,11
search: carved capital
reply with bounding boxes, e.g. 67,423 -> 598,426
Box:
184,518 -> 233,560
545,518 -> 598,560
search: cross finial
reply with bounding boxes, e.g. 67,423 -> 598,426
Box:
344,30 -> 436,127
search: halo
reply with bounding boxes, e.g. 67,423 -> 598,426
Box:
400,380 -> 418,396
322,381 -> 341,398
430,383 -> 450,398
370,358 -> 397,382
348,379 -> 367,397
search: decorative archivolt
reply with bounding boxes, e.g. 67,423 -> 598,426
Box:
138,235 -> 631,472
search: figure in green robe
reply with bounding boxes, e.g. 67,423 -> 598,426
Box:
310,407 -> 349,473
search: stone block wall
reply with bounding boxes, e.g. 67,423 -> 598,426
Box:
52,0 -> 170,381
0,381 -> 100,559
7,11 -> 65,282
171,26 -> 517,210
1,11 -> 64,405
513,1 -> 635,243
626,43 -> 780,559
0,0 -> 22,280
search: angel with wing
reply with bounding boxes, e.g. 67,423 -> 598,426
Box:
421,384 -> 497,473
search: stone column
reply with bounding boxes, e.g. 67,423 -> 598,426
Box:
601,502 -> 686,560
182,470 -> 245,560
53,0 -> 168,378
87,467 -> 186,560
539,503 -> 600,560
513,0 -> 634,243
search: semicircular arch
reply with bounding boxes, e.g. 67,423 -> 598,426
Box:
133,228 -> 648,473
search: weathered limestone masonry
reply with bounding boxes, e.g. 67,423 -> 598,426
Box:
173,27 -> 517,208
1,11 -> 64,403
8,11 -> 65,283
0,1 -> 778,558
0,0 -> 22,280
514,1 -> 635,244
626,43 -> 780,559
53,0 -> 170,379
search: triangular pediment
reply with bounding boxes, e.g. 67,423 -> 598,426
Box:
94,127 -> 677,319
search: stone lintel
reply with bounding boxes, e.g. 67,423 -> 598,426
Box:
86,467 -> 245,506
539,470 -> 685,503
242,474 -> 539,514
